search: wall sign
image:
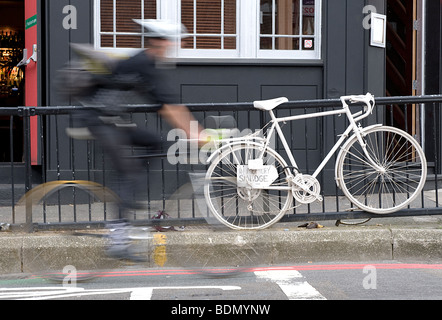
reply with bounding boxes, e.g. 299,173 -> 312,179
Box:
25,14 -> 37,29
370,13 -> 387,48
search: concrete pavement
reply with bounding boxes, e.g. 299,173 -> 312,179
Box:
1,215 -> 442,275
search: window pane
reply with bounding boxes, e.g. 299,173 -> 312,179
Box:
275,0 -> 300,36
276,37 -> 299,50
197,0 -> 221,34
224,36 -> 236,49
101,34 -> 114,47
303,0 -> 315,35
260,0 -> 272,35
197,37 -> 221,49
100,0 -> 113,32
181,0 -> 237,50
224,0 -> 236,35
116,35 -> 142,48
116,0 -> 141,32
144,0 -> 157,19
181,0 -> 194,33
260,37 -> 272,49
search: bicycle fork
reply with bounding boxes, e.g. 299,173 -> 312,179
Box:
343,104 -> 385,173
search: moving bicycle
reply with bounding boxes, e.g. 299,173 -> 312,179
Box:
57,19 -> 208,262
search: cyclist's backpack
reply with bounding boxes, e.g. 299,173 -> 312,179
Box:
55,43 -> 132,99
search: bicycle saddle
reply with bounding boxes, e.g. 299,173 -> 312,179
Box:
253,97 -> 289,111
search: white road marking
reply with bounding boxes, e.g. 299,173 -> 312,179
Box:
0,269 -> 325,300
254,270 -> 326,300
130,286 -> 241,300
0,286 -> 241,300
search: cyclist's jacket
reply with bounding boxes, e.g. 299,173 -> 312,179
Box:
112,51 -> 178,106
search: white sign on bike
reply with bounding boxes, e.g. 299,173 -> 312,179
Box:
237,165 -> 278,188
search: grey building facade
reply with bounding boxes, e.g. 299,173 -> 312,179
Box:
1,0 -> 441,194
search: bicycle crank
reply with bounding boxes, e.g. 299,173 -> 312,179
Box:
291,174 -> 323,204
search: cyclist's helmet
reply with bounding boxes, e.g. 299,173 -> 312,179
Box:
133,19 -> 187,41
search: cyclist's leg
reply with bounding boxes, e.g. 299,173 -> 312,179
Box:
118,126 -> 163,209
86,123 -> 136,211
124,126 -> 163,151
104,127 -> 163,262
83,121 -> 138,260
83,112 -> 163,262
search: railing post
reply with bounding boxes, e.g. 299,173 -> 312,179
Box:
21,107 -> 35,233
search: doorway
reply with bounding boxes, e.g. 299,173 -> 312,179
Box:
0,0 -> 25,162
386,0 -> 422,139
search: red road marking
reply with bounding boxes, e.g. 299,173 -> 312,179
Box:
252,263 -> 442,272
32,263 -> 442,279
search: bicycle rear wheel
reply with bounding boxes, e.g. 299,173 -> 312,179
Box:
15,180 -> 121,224
204,144 -> 293,230
337,126 -> 427,214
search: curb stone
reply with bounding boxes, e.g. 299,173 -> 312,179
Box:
1,224 -> 442,275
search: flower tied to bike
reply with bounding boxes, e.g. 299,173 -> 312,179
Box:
152,210 -> 181,232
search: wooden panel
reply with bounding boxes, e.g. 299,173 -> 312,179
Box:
181,85 -> 238,104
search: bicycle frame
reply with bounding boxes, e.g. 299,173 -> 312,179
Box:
266,95 -> 383,178
210,94 -> 381,180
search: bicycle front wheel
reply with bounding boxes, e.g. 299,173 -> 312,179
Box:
204,144 -> 293,230
337,126 -> 427,214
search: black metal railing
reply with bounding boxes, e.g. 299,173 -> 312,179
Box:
0,94 -> 441,231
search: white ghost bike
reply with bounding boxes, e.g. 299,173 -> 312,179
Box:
204,93 -> 427,230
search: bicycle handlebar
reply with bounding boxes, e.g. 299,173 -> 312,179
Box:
340,93 -> 375,116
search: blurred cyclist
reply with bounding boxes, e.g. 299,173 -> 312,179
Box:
75,20 -> 207,261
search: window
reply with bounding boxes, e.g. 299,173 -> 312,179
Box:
97,0 -> 158,50
177,0 -> 238,58
259,0 -> 318,58
95,0 -> 321,60
181,0 -> 237,50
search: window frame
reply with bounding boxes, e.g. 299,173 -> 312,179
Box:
256,0 -> 322,59
94,0 -> 322,61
